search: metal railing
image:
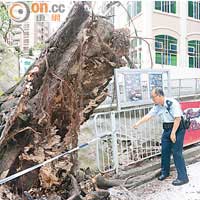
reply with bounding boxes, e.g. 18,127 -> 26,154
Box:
94,106 -> 162,173
93,78 -> 200,173
170,78 -> 200,97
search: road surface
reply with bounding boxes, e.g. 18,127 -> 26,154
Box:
132,161 -> 200,200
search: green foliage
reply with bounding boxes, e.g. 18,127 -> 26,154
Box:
0,37 -> 18,92
33,41 -> 45,50
14,46 -> 21,53
0,3 -> 12,42
29,48 -> 33,56
0,88 -> 4,96
14,46 -> 23,56
13,75 -> 21,82
0,70 -> 5,76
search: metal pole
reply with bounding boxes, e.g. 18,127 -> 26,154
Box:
195,78 -> 198,94
111,111 -> 119,173
94,114 -> 101,171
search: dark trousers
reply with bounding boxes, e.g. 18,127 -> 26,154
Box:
161,127 -> 188,181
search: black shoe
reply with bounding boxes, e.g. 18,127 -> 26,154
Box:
172,179 -> 189,186
158,174 -> 169,181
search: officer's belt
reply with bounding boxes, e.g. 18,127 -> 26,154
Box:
163,122 -> 174,129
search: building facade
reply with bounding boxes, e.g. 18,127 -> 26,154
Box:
5,0 -> 73,55
7,15 -> 50,55
101,1 -> 200,79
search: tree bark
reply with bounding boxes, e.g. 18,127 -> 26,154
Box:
0,2 -> 129,199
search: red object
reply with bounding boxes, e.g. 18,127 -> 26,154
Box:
180,101 -> 200,146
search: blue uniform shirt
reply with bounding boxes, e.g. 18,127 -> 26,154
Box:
148,97 -> 183,123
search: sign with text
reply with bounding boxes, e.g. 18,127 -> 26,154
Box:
149,73 -> 163,96
114,68 -> 170,110
124,73 -> 142,102
8,1 -> 66,22
20,57 -> 35,75
180,101 -> 200,146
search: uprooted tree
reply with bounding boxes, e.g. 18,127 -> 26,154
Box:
0,3 -> 130,199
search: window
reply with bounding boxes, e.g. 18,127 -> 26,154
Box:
127,1 -> 142,19
24,32 -> 29,39
188,40 -> 200,68
155,1 -> 176,14
188,46 -> 195,53
188,1 -> 200,20
155,35 -> 177,66
23,23 -> 29,30
23,47 -> 29,51
130,38 -> 142,68
170,43 -> 177,51
155,41 -> 163,49
24,39 -> 29,43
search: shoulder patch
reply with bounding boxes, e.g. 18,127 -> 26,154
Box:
166,100 -> 173,112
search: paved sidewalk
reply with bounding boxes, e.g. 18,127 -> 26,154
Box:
132,161 -> 200,200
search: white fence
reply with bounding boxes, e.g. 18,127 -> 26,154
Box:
93,77 -> 200,173
170,78 -> 200,97
94,106 -> 162,173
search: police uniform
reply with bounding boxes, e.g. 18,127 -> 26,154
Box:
148,97 -> 189,182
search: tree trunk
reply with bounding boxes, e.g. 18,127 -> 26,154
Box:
0,2 -> 129,199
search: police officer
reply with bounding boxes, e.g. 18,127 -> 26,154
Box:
133,88 -> 189,186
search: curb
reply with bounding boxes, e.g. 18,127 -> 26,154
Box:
115,144 -> 200,189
